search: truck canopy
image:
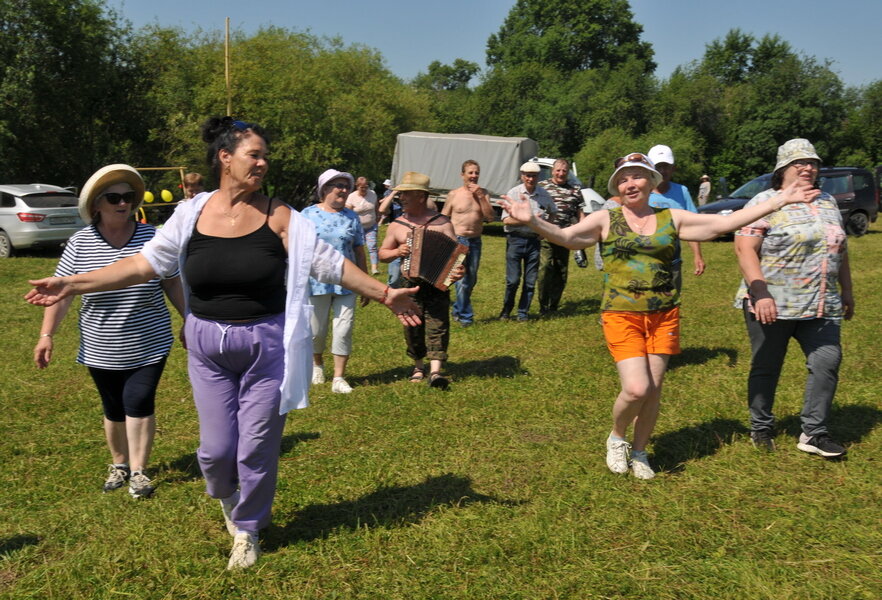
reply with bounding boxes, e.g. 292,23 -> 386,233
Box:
391,132 -> 539,197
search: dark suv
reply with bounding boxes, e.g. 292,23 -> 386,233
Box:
699,167 -> 879,236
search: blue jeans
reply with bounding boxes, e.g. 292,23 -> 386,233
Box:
743,301 -> 842,437
452,236 -> 482,324
502,235 -> 540,319
387,258 -> 401,288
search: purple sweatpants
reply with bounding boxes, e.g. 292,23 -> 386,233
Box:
185,312 -> 287,532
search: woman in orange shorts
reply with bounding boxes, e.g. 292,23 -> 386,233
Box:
501,153 -> 819,479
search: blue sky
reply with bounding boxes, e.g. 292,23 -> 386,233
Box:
108,0 -> 882,87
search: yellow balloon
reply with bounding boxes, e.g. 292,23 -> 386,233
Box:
161,189 -> 173,203
143,191 -> 154,203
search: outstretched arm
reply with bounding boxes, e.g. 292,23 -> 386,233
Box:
676,181 -> 820,242
500,194 -> 606,249
26,254 -> 158,307
339,259 -> 421,326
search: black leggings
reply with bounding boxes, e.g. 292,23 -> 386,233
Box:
88,357 -> 167,421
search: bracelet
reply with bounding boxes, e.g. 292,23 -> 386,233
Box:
379,285 -> 390,305
40,333 -> 52,338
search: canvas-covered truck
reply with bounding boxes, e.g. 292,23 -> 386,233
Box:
389,131 -> 605,219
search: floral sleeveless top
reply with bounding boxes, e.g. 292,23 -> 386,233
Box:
600,207 -> 679,312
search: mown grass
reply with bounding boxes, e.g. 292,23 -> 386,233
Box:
1,224 -> 880,599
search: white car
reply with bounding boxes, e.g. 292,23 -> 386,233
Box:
0,183 -> 85,257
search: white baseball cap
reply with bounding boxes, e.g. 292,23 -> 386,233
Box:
647,144 -> 675,166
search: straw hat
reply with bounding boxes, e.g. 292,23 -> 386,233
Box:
78,164 -> 145,224
392,172 -> 431,193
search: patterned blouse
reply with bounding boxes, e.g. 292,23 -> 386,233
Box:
600,207 -> 679,312
733,188 -> 847,319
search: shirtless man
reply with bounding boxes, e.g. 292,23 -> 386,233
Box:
379,172 -> 463,389
441,160 -> 495,326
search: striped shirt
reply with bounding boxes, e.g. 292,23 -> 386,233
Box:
54,223 -> 176,369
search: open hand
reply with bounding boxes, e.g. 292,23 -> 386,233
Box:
25,277 -> 70,307
499,194 -> 535,225
385,285 -> 422,326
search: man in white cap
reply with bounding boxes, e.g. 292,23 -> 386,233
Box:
647,144 -> 706,291
499,162 -> 557,321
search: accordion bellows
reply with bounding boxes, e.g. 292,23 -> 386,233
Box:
401,228 -> 469,291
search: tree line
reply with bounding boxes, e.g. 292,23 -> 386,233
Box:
2,0 -> 881,203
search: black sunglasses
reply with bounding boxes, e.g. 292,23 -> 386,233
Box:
101,191 -> 137,205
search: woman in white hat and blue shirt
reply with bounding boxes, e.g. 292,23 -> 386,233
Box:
32,164 -> 185,499
303,169 -> 368,393
502,152 -> 818,479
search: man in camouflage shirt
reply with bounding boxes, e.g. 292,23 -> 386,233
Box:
537,159 -> 586,315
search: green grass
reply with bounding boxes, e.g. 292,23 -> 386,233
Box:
1,224 -> 881,599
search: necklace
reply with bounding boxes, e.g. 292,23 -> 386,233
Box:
221,198 -> 251,225
626,210 -> 653,235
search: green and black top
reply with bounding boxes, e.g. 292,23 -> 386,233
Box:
600,206 -> 679,312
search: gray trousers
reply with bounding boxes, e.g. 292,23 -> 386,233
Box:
743,301 -> 842,437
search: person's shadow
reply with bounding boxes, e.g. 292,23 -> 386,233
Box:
0,534 -> 40,556
668,346 -> 738,370
160,432 -> 320,482
778,404 -> 882,447
263,473 -> 521,550
650,418 -> 749,473
360,356 -> 522,386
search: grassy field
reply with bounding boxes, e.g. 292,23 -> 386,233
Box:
1,223 -> 880,599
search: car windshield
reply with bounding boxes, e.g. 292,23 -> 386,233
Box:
729,174 -> 772,199
21,193 -> 78,208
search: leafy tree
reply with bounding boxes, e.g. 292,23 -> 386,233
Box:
486,0 -> 654,74
413,59 -> 479,91
0,0 -> 148,186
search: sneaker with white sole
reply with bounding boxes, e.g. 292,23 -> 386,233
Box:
331,377 -> 353,393
220,490 -> 240,536
797,432 -> 846,458
128,471 -> 155,498
630,451 -> 655,480
606,436 -> 631,474
311,365 -> 325,385
103,464 -> 130,492
227,531 -> 260,570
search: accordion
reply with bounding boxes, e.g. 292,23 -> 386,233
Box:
401,228 -> 469,291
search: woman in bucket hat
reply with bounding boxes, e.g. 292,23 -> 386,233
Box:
25,117 -> 421,570
32,164 -> 186,499
733,138 -> 853,458
502,152 -> 819,479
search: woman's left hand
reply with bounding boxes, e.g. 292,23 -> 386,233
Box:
384,286 -> 422,326
842,290 -> 855,320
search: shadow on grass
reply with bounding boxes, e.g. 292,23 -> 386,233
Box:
539,297 -> 601,319
160,432 -> 321,482
651,418 -> 749,473
264,472 -> 521,550
0,534 -> 40,556
778,404 -> 882,445
361,356 -> 522,385
668,346 -> 738,370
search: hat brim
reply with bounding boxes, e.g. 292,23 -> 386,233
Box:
79,164 -> 145,224
607,164 -> 663,196
391,184 -> 430,193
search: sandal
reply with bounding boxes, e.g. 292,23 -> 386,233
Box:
428,372 -> 449,390
409,367 -> 425,382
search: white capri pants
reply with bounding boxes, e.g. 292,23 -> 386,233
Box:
309,293 -> 356,356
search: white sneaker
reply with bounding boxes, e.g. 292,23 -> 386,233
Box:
630,451 -> 655,480
311,365 -> 325,385
220,490 -> 240,536
331,377 -> 353,394
227,531 -> 260,570
606,435 -> 631,474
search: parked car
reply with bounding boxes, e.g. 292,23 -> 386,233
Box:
698,167 -> 879,236
0,184 -> 85,257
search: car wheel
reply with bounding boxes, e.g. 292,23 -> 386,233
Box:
0,231 -> 12,258
846,211 -> 869,236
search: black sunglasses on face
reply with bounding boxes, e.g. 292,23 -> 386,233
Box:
101,191 -> 137,205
